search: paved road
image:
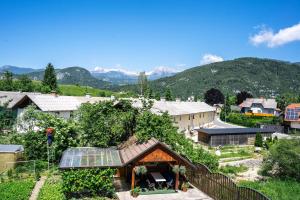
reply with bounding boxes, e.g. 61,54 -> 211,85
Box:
211,117 -> 243,128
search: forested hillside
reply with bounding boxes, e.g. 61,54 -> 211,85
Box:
115,57 -> 300,98
26,67 -> 110,89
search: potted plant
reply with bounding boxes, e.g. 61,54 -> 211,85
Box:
172,165 -> 180,174
181,182 -> 189,192
131,186 -> 141,197
135,165 -> 147,175
179,165 -> 186,175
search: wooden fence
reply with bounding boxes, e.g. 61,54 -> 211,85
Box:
186,164 -> 270,200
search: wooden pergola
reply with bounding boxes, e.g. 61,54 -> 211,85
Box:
118,138 -> 195,191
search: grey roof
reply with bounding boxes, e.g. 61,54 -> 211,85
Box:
27,94 -> 81,111
59,147 -> 123,169
0,91 -> 40,109
196,127 -> 276,135
132,99 -> 215,116
0,144 -> 24,153
239,98 -> 277,109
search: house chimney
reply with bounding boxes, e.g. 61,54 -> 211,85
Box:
160,97 -> 166,102
175,98 -> 181,102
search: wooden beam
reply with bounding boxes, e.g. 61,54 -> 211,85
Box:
175,170 -> 179,191
131,166 -> 135,190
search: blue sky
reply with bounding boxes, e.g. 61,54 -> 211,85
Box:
0,0 -> 299,72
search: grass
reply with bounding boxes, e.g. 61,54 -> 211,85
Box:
0,179 -> 35,200
58,84 -> 113,97
38,175 -> 65,200
219,164 -> 249,175
58,84 -> 135,98
240,179 -> 300,200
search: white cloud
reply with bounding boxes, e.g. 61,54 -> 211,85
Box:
200,54 -> 224,65
250,23 -> 300,47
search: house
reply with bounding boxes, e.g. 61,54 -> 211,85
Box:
284,103 -> 300,129
132,99 -> 216,142
196,127 -> 275,146
59,137 -> 195,192
239,98 -> 279,116
0,91 -> 110,119
0,144 -> 24,172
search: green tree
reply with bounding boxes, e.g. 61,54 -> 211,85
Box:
261,139 -> 300,180
204,88 -> 224,105
154,92 -> 161,100
165,88 -> 173,101
0,101 -> 15,132
138,71 -> 148,96
76,100 -> 137,147
236,91 -> 253,105
1,71 -> 14,91
18,106 -> 79,160
16,75 -> 33,92
254,132 -> 263,147
220,95 -> 231,121
42,63 -> 57,91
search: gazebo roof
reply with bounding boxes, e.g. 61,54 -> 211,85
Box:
59,138 -> 195,169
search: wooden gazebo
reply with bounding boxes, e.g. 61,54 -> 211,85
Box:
59,137 -> 195,192
118,138 -> 195,191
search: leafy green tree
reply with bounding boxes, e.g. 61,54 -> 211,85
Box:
236,91 -> 253,105
261,139 -> 300,180
0,101 -> 15,132
16,75 -> 33,92
165,88 -> 173,101
276,93 -> 300,111
145,88 -> 154,99
1,71 -> 14,91
18,106 -> 79,160
136,111 -> 218,170
76,100 -> 137,147
220,95 -> 231,121
254,132 -> 263,147
42,63 -> 57,91
155,92 -> 161,100
204,88 -> 224,105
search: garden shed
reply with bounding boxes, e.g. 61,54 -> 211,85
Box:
196,128 -> 275,146
59,138 -> 195,192
0,144 -> 24,172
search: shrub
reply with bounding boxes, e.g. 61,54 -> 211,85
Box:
261,139 -> 300,180
61,168 -> 116,198
255,132 -> 263,147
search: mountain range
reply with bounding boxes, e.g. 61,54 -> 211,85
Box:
0,65 -> 177,86
115,57 -> 300,98
1,57 -> 300,98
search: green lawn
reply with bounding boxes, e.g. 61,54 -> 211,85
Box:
0,179 -> 35,200
58,84 -> 114,97
240,179 -> 300,200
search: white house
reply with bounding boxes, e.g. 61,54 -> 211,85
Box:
132,99 -> 216,142
239,98 -> 280,116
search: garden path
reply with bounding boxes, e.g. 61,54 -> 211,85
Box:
29,176 -> 46,200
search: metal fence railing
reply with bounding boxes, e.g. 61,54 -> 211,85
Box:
186,164 -> 270,200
